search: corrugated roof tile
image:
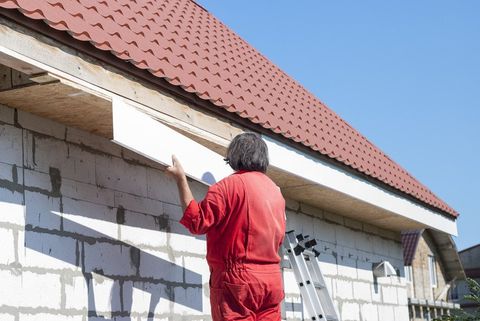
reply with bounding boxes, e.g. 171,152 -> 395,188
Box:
0,0 -> 458,217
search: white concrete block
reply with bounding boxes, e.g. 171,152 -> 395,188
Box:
173,286 -> 204,315
337,257 -> 357,279
139,249 -> 183,282
335,225 -> 356,248
24,134 -> 67,172
163,202 -> 184,222
96,154 -> 148,197
183,256 -> 209,285
323,276 -> 335,298
17,109 -> 66,140
88,274 -> 121,314
0,162 -> 22,183
283,269 -> 300,294
0,124 -> 23,165
353,281 -> 372,302
20,230 -> 79,271
397,286 -> 408,306
23,169 -> 52,192
64,275 -> 88,310
20,314 -> 83,321
146,167 -> 180,204
357,260 -> 374,282
84,242 -> 135,276
189,179 -> 208,201
318,253 -> 337,276
313,218 -> 336,243
295,213 -> 314,237
360,303 -> 379,321
61,178 -> 115,207
381,285 -> 398,304
371,283 -> 382,303
0,227 -> 15,264
0,269 -> 22,307
168,220 -> 206,254
0,104 -> 14,124
66,126 -> 122,158
62,197 -> 118,240
127,281 -> 167,315
0,196 -> 25,226
394,305 -> 409,321
114,191 -> 164,217
373,237 -> 389,256
0,314 -> 15,321
24,191 -> 62,230
378,305 -> 395,321
120,211 -> 168,248
340,302 -> 359,321
335,279 -> 353,300
24,134 -> 97,184
65,144 -> 97,184
0,270 -> 61,308
354,229 -> 374,253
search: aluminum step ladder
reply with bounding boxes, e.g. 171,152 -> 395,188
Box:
283,230 -> 340,321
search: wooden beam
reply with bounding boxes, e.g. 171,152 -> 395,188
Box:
0,64 -> 11,90
0,80 -> 112,137
0,51 -> 43,74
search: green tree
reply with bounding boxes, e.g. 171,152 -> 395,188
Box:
435,278 -> 480,321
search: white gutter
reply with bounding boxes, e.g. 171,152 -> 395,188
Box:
265,136 -> 457,236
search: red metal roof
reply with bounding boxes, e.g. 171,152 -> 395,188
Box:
401,230 -> 423,266
0,0 -> 458,217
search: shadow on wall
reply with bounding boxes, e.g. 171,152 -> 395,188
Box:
25,211 -> 203,320
0,161 -> 205,320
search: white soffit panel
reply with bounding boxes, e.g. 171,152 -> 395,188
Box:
112,97 -> 232,185
264,136 -> 458,236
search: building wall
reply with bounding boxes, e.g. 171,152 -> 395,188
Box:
283,203 -> 408,321
455,245 -> 480,313
0,104 -> 408,321
410,233 -> 449,302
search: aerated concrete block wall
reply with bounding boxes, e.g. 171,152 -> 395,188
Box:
283,201 -> 409,321
0,104 -> 211,321
0,103 -> 409,321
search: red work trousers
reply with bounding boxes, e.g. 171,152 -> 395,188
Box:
209,265 -> 284,321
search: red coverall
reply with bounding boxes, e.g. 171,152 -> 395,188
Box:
180,170 -> 286,321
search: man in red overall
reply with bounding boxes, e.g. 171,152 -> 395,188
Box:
167,132 -> 286,321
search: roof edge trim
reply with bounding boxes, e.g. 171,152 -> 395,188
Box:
265,136 -> 458,236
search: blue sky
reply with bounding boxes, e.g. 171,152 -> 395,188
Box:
196,0 -> 480,250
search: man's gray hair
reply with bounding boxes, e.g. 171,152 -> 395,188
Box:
225,132 -> 269,173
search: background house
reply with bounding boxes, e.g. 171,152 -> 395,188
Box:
0,1 -> 462,321
452,244 -> 480,314
401,230 -> 464,320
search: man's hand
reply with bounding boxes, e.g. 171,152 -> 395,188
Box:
166,155 -> 193,211
166,155 -> 186,183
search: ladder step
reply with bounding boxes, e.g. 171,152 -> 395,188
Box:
284,230 -> 340,321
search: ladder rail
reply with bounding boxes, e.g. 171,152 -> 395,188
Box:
283,231 -> 341,321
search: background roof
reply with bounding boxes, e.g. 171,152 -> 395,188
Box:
0,0 -> 457,217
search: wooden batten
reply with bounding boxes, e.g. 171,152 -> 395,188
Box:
0,80 -> 112,138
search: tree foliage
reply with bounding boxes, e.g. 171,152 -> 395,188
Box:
435,278 -> 480,321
